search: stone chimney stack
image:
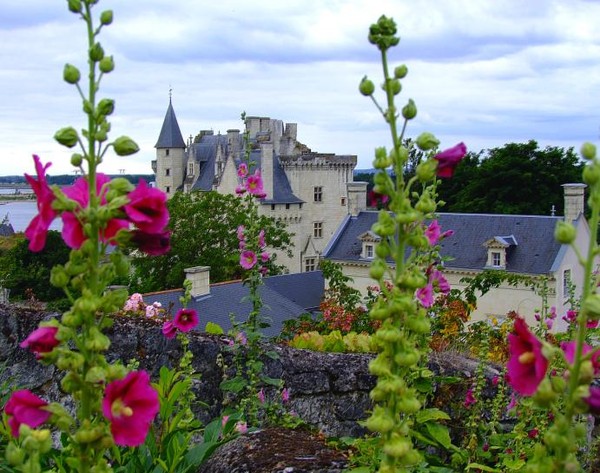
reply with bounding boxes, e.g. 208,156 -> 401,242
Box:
184,266 -> 210,298
562,183 -> 586,222
260,143 -> 274,199
346,181 -> 368,217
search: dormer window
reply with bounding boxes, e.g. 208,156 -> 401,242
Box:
483,235 -> 517,270
358,230 -> 381,260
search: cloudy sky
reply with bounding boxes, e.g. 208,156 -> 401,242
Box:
2,0 -> 600,177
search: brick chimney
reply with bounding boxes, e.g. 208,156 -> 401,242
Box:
184,266 -> 210,298
562,183 -> 586,222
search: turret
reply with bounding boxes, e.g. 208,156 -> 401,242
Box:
155,97 -> 186,197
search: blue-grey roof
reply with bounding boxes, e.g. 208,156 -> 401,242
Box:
155,100 -> 186,149
145,271 -> 324,337
0,222 -> 14,237
261,154 -> 304,205
190,134 -> 230,191
324,211 -> 564,275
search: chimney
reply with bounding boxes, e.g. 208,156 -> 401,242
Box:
260,143 -> 274,199
184,266 -> 210,298
562,183 -> 586,222
346,181 -> 368,216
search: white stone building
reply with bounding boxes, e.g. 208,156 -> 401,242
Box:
152,100 -> 367,273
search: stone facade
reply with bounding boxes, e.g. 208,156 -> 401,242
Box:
152,103 -> 365,274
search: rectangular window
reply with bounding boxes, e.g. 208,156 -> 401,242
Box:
313,222 -> 323,238
314,186 -> 323,202
492,251 -> 501,266
285,203 -> 290,210
165,186 -> 170,194
188,163 -> 194,175
563,269 -> 571,299
365,244 -> 374,259
271,204 -> 276,211
305,257 -> 317,272
165,149 -> 170,156
165,168 -> 171,176
340,196 -> 346,206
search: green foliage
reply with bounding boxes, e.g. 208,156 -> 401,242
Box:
438,140 -> 584,215
128,191 -> 293,293
288,330 -> 377,353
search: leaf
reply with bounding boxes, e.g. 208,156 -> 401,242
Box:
466,463 -> 503,472
425,422 -> 452,450
261,376 -> 283,387
345,468 -> 372,473
205,321 -> 224,334
219,376 -> 246,393
416,408 -> 451,424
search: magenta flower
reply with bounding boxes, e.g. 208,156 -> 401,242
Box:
585,386 -> 600,415
24,155 -> 58,252
20,326 -> 59,359
424,220 -> 441,245
173,308 -> 199,333
506,317 -> 548,396
162,321 -> 177,339
416,284 -> 434,308
130,229 -> 171,256
235,185 -> 246,195
258,229 -> 266,248
102,371 -> 159,447
246,171 -> 265,197
257,388 -> 265,404
434,142 -> 467,179
464,388 -> 476,408
240,250 -> 257,270
236,225 -> 245,241
237,163 -> 248,178
431,269 -> 450,294
281,388 -> 290,403
124,180 -> 169,233
4,390 -> 51,437
261,251 -> 270,263
561,341 -> 600,374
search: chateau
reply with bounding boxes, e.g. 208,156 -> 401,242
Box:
152,99 -> 367,273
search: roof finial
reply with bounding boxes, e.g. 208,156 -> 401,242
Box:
169,85 -> 173,103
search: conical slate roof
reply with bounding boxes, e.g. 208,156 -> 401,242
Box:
155,99 -> 186,148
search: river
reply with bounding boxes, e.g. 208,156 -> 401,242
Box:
0,201 -> 62,233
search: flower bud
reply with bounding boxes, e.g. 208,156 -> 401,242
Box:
56,350 -> 84,371
113,136 -> 139,156
533,378 -> 557,407
106,364 -> 128,381
70,153 -> 83,167
583,294 -> 600,320
97,98 -> 115,117
369,259 -> 387,280
365,406 -> 394,432
387,79 -> 401,95
550,375 -> 566,394
84,327 -> 111,352
5,443 -> 25,466
394,349 -> 420,367
373,147 -> 392,169
50,266 -> 70,288
581,142 -> 597,160
416,160 -> 437,182
415,194 -> 437,214
415,132 -> 440,151
99,56 -> 114,73
68,0 -> 82,13
397,394 -> 421,413
54,126 -> 79,148
61,310 -> 83,327
100,10 -> 113,25
359,76 -> 375,96
583,164 -> 600,185
89,42 -> 105,62
375,243 -> 389,258
383,434 -> 411,458
554,220 -> 576,244
63,63 -> 81,84
394,64 -> 408,79
406,314 -> 431,334
401,99 -> 417,120
85,366 -> 106,384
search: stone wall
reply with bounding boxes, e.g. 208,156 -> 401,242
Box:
0,304 -> 496,438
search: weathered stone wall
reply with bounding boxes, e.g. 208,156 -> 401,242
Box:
0,304 -> 496,438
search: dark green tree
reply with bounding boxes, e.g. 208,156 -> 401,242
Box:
438,140 -> 583,215
128,191 -> 293,293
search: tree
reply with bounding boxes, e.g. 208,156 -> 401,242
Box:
128,191 -> 293,293
437,140 -> 584,215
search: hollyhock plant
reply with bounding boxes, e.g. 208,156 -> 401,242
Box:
258,229 -> 265,248
246,171 -> 265,197
506,317 -> 549,396
424,220 -> 441,245
173,308 -> 199,333
24,155 -> 58,252
102,371 -> 159,447
416,284 -> 434,308
561,341 -> 600,374
4,390 -> 51,437
124,179 -> 169,233
20,326 -> 59,359
162,320 -> 177,339
434,142 -> 467,178
585,386 -> 600,415
237,162 -> 248,178
240,250 -> 258,270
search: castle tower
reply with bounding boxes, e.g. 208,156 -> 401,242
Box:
155,97 -> 186,197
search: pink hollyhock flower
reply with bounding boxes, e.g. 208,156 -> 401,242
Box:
548,307 -> 557,320
424,220 -> 441,245
260,266 -> 269,276
246,171 -> 265,197
281,388 -> 290,403
261,251 -> 270,263
257,388 -> 265,404
130,229 -> 171,256
62,174 -> 129,249
506,317 -> 548,396
235,421 -> 247,434
545,319 -> 553,330
561,341 -> 600,374
235,331 -> 247,346
24,155 -> 58,252
235,185 -> 246,195
173,308 -> 199,333
162,321 -> 177,339
528,428 -> 539,439
506,392 -> 518,412
124,180 -> 169,233
416,284 -> 434,308
534,312 -> 541,322
585,386 -> 600,415
492,376 -> 500,386
434,142 -> 467,179
240,250 -> 257,270
431,269 -> 451,294
563,309 -> 578,325
102,370 -> 159,447
464,388 -> 476,408
4,390 -> 51,437
588,319 -> 599,329
258,229 -> 266,248
20,326 -> 59,359
237,225 -> 245,241
237,163 -> 248,178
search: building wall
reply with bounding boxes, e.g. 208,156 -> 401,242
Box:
155,147 -> 186,197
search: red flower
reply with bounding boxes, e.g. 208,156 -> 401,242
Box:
124,180 -> 169,233
173,308 -> 199,333
130,229 -> 171,256
102,371 -> 159,447
506,317 -> 548,396
434,142 -> 467,178
24,155 -> 58,252
62,174 -> 129,249
4,390 -> 51,437
20,326 -> 59,359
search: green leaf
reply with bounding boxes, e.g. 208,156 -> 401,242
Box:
416,408 -> 450,424
219,376 -> 246,393
345,468 -> 372,473
261,376 -> 283,387
466,463 -> 502,472
205,321 -> 224,335
425,422 -> 452,450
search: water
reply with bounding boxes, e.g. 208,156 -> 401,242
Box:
0,201 -> 62,232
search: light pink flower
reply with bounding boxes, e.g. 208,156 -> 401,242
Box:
246,171 -> 265,197
162,321 -> 177,339
4,390 -> 51,437
221,415 -> 230,428
124,179 -> 169,233
257,388 -> 265,404
240,250 -> 257,270
434,142 -> 467,179
236,225 -> 245,241
102,371 -> 159,447
235,332 -> 247,346
24,155 -> 57,252
124,293 -> 144,312
173,308 -> 199,333
261,251 -> 270,263
281,388 -> 290,403
235,421 -> 248,434
424,220 -> 441,245
258,229 -> 266,248
20,326 -> 59,359
416,284 -> 434,308
145,304 -> 160,319
507,317 -> 548,396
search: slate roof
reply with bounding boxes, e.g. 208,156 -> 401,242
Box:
324,210 -> 564,275
190,134 -> 230,191
155,100 -> 186,149
144,271 -> 324,338
0,221 -> 14,237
